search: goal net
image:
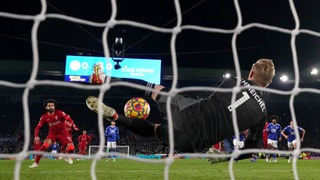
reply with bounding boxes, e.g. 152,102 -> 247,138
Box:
88,145 -> 130,158
1,0 -> 320,180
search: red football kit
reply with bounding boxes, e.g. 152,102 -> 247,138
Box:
78,134 -> 92,154
262,122 -> 269,149
34,109 -> 73,145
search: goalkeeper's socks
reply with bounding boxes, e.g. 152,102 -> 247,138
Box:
116,114 -> 154,137
105,77 -> 155,98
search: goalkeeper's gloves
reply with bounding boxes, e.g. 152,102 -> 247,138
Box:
206,148 -> 229,164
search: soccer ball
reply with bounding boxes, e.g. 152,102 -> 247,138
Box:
124,97 -> 150,119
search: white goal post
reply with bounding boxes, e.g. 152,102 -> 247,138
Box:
88,145 -> 130,158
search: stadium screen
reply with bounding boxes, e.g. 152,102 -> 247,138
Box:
64,55 -> 161,84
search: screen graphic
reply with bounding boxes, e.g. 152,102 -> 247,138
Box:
64,55 -> 161,84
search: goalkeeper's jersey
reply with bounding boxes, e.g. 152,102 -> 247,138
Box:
167,77 -> 267,152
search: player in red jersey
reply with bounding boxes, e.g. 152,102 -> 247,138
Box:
77,130 -> 92,160
262,121 -> 269,149
261,121 -> 269,161
59,116 -> 79,159
65,116 -> 79,138
29,99 -> 77,168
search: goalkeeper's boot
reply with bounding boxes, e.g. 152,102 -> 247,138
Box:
206,148 -> 228,164
89,62 -> 105,84
86,96 -> 118,121
29,162 -> 39,168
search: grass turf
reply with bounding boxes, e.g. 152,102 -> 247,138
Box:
0,158 -> 319,180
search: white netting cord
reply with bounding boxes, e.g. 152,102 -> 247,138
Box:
0,0 -> 319,180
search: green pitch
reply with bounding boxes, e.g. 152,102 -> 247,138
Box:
1,158 -> 320,179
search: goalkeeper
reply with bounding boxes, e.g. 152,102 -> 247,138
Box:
87,59 -> 275,156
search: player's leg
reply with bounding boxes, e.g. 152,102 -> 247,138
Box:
82,144 -> 88,160
106,142 -> 111,162
111,142 -> 117,162
270,141 -> 278,162
81,144 -> 87,159
86,96 -> 118,121
64,142 -> 75,164
77,145 -> 84,160
59,135 -> 75,165
29,138 -> 53,168
59,145 -> 66,159
86,97 -> 156,137
266,139 -> 278,162
266,139 -> 272,162
52,150 -> 57,160
288,140 -> 297,163
86,95 -> 200,153
288,142 -> 293,163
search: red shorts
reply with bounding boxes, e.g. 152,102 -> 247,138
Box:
46,133 -> 73,145
79,142 -> 87,150
34,144 -> 41,151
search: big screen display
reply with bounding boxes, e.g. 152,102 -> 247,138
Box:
64,55 -> 161,84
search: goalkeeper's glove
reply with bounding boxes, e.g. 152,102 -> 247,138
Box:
206,148 -> 228,164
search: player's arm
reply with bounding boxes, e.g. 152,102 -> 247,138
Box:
281,129 -> 288,139
78,135 -> 81,142
300,128 -> 306,142
243,129 -> 249,139
65,115 -> 79,131
105,127 -> 109,137
87,135 -> 92,142
278,127 -> 282,142
34,117 -> 44,139
264,124 -> 270,132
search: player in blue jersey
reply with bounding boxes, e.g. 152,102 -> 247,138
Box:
265,115 -> 282,162
232,131 -> 248,162
105,121 -> 120,162
281,120 -> 306,163
51,141 -> 60,160
232,131 -> 247,150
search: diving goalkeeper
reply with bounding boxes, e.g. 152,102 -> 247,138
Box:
87,59 -> 275,155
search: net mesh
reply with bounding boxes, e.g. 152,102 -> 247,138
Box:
1,0 -> 320,180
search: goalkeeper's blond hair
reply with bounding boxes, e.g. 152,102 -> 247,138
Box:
249,59 -> 275,87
